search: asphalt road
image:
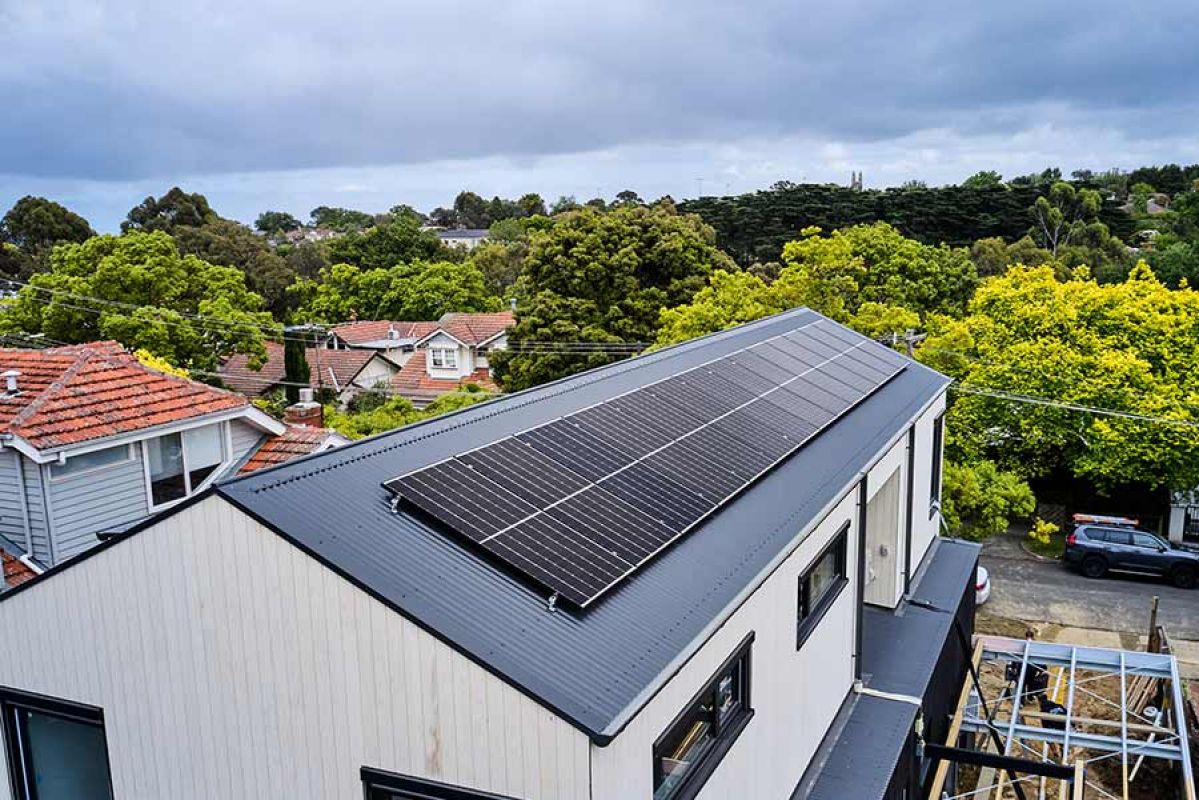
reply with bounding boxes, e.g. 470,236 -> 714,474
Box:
979,531 -> 1199,641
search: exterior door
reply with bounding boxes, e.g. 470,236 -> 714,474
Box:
864,469 -> 903,607
1129,532 -> 1167,574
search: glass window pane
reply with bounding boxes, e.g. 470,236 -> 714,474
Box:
51,446 -> 128,479
1133,533 -> 1160,549
184,425 -> 224,489
654,698 -> 715,800
23,710 -> 113,800
146,433 -> 186,506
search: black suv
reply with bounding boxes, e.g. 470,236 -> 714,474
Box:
1065,524 -> 1199,589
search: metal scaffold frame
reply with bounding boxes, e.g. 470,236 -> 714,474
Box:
934,635 -> 1195,800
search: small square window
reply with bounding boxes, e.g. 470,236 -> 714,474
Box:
430,348 -> 458,369
50,445 -> 131,479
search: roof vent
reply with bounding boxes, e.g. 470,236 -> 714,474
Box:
1,370 -> 20,396
387,325 -> 399,340
298,387 -> 314,404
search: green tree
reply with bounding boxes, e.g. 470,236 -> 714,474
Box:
1,196 -> 95,255
282,335 -> 310,405
1147,242 -> 1199,289
962,171 -> 1004,189
517,193 -> 548,217
941,459 -> 1036,540
171,217 -> 297,318
326,216 -> 448,270
291,260 -> 499,323
122,187 -> 216,233
255,211 -> 302,234
918,263 -> 1199,491
0,231 -> 274,371
309,206 -> 374,231
492,204 -> 733,390
326,388 -> 493,439
1030,181 -> 1103,258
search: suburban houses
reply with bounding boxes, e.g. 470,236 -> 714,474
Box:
219,341 -> 404,403
436,228 -> 490,250
0,311 -> 982,798
0,342 -> 346,582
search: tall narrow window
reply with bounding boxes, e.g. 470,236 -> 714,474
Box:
146,432 -> 186,506
144,424 -> 228,508
930,413 -> 945,511
797,525 -> 849,647
653,635 -> 754,800
1,689 -> 114,800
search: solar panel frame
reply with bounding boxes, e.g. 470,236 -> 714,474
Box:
388,320 -> 909,608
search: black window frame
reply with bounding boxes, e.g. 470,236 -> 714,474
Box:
651,633 -> 754,800
361,767 -> 517,800
930,413 -> 945,516
0,687 -> 114,800
797,524 -> 850,648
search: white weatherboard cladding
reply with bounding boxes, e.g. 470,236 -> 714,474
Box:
423,331 -> 473,379
910,393 -> 946,567
590,490 -> 860,800
228,418 -> 264,461
352,355 -> 400,389
0,497 -> 589,800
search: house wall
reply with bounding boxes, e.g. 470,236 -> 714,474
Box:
47,449 -> 149,562
422,332 -> 473,380
476,333 -> 508,372
590,489 -> 861,800
229,419 -> 264,460
909,393 -> 947,569
0,452 -> 50,563
351,356 -> 400,390
0,497 -> 591,800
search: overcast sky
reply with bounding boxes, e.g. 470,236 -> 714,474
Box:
3,0 -> 1198,231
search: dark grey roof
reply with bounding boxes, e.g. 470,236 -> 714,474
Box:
799,538 -> 980,800
437,228 -> 490,238
218,308 -> 951,741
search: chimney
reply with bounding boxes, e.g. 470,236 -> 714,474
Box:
283,387 -> 323,427
1,370 -> 19,395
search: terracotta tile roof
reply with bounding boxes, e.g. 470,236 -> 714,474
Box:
1,549 -> 37,589
219,343 -> 390,397
0,342 -> 248,451
389,350 -> 498,401
330,320 -> 438,346
433,311 -> 514,345
238,426 -> 345,474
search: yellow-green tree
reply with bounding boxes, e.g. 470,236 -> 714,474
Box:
919,263 -> 1199,490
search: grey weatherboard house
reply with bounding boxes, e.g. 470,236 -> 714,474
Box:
0,309 -> 976,800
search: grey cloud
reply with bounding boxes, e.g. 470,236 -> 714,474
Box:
3,0 -> 1199,182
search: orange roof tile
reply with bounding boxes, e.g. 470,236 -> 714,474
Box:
432,311 -> 514,345
238,426 -> 344,474
330,320 -> 438,346
389,350 -> 498,401
219,343 -> 391,397
1,549 -> 36,589
0,342 -> 248,451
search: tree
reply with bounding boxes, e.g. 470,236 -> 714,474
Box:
1147,242 -> 1199,289
656,223 -> 977,346
614,189 -> 643,206
1,196 -> 94,254
282,336 -> 310,405
326,216 -> 448,270
0,231 -> 274,371
517,193 -> 547,217
122,187 -> 216,233
941,460 -> 1036,540
917,263 -> 1199,491
492,205 -> 733,390
1029,181 -> 1102,257
326,388 -> 493,439
550,195 -> 581,214
291,260 -> 500,323
171,217 -> 297,318
309,206 -> 374,231
284,241 -> 330,280
962,171 -> 1003,189
255,211 -> 302,234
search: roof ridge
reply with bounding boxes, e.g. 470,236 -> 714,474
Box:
6,347 -> 97,432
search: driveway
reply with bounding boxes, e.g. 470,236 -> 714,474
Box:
979,529 -> 1199,641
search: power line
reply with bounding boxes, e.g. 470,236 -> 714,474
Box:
950,385 -> 1199,429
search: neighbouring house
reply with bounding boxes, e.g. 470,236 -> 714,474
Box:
1169,490 -> 1199,543
390,310 -> 513,405
0,310 -> 976,800
437,227 -> 490,250
218,342 -> 402,404
322,320 -> 439,364
0,342 -> 297,575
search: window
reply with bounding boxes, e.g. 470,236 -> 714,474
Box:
1103,529 -> 1132,546
0,688 -> 114,800
653,635 -> 753,800
361,767 -> 515,799
429,347 -> 458,369
50,445 -> 131,480
797,525 -> 849,647
930,413 -> 945,512
1133,532 -> 1163,550
144,424 -> 227,508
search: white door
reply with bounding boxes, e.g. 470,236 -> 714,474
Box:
865,468 -> 903,608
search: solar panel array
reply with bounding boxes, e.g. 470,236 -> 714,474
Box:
385,319 -> 907,608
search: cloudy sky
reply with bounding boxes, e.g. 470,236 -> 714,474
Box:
3,0 -> 1198,231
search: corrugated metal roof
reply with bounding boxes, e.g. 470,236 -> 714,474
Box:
218,308 -> 951,741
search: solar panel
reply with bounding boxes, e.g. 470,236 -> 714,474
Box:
384,320 -> 908,607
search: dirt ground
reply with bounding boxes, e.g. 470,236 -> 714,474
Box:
964,614 -> 1182,799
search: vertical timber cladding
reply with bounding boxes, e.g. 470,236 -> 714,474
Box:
387,320 -> 908,608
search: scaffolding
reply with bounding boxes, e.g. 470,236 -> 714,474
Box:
930,635 -> 1195,800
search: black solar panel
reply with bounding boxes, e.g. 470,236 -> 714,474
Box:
385,319 -> 907,607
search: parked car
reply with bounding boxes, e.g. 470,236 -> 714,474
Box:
1064,523 -> 1199,589
975,565 -> 991,605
